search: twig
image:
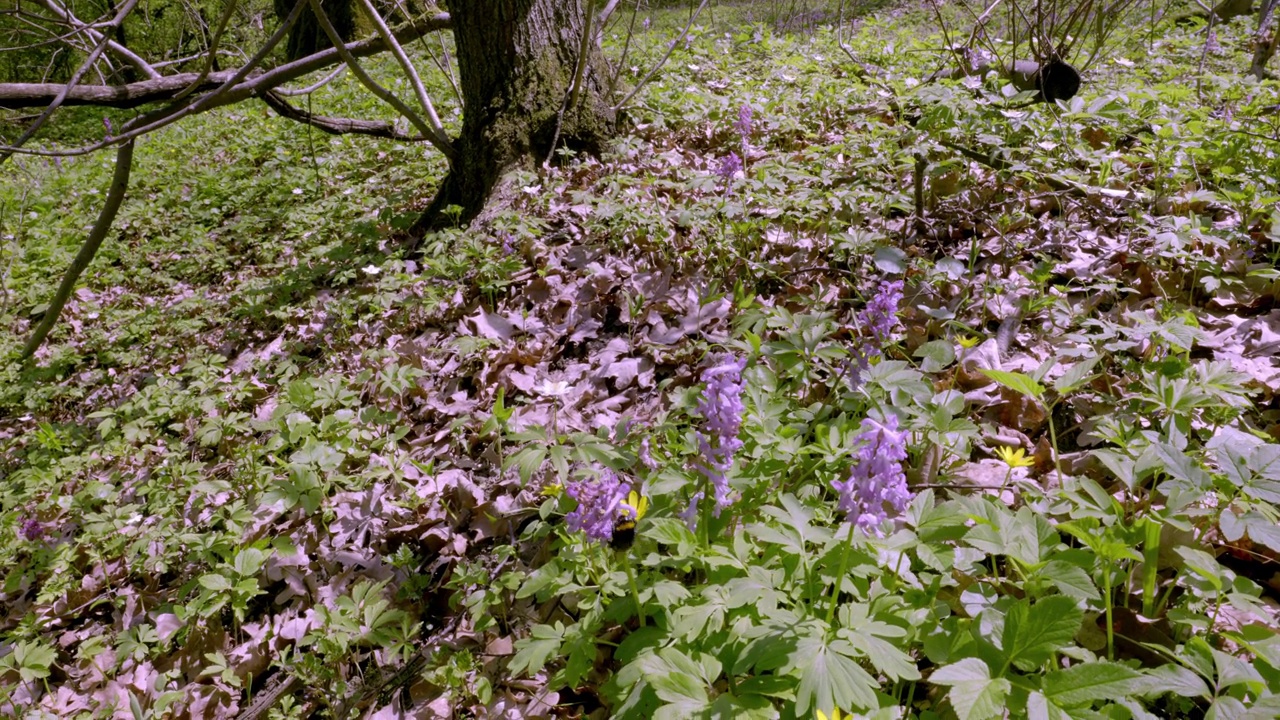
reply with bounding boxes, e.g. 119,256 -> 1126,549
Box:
352,0 -> 450,147
546,0 -> 599,167
0,15 -> 454,157
272,63 -> 346,97
171,0 -> 239,102
308,0 -> 454,160
611,0 -> 710,113
21,140 -> 134,360
37,0 -> 159,79
0,0 -> 141,166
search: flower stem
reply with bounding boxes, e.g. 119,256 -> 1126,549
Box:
624,556 -> 645,628
825,521 -> 857,629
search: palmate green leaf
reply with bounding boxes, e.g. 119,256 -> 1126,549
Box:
844,630 -> 921,681
931,657 -> 1010,720
508,622 -> 564,678
1042,661 -> 1142,706
1002,596 -> 1083,672
795,640 -> 879,716
980,368 -> 1045,400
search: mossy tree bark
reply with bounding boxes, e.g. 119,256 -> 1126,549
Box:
412,0 -> 616,233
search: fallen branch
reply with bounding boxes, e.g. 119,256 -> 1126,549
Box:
262,89 -> 423,139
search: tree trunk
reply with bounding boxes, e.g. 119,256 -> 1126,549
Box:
412,0 -> 616,233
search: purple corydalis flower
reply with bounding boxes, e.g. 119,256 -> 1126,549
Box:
680,490 -> 705,530
847,279 -> 904,388
716,152 -> 743,183
565,469 -> 633,543
861,279 -> 904,343
734,104 -> 753,140
831,415 -> 912,535
695,355 -> 747,516
639,437 -> 657,471
19,517 -> 45,541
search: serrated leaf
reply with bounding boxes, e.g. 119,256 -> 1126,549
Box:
1133,664 -> 1211,699
508,623 -> 564,678
1027,691 -> 1071,720
1002,596 -> 1083,671
1243,513 -> 1280,553
1042,661 -> 1141,706
931,657 -> 1009,720
845,630 -> 921,681
795,643 -> 878,716
1036,560 -> 1100,602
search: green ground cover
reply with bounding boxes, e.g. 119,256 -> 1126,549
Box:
2,2 -> 1280,718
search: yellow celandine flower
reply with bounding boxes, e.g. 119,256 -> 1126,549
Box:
816,709 -> 846,720
540,482 -> 563,498
995,445 -> 1035,468
625,490 -> 649,520
957,334 -> 981,348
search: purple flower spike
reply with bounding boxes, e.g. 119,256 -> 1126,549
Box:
716,152 -> 743,183
735,104 -> 753,140
20,517 -> 46,541
862,280 -> 904,344
831,416 -> 912,536
695,355 -> 747,517
565,469 -> 632,544
847,279 -> 904,389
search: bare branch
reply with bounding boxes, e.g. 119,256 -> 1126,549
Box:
272,63 -> 346,96
0,0 -> 142,166
0,15 -> 454,157
352,0 -> 450,145
307,0 -> 454,160
262,89 -> 423,139
21,139 -> 135,361
612,0 -> 710,113
37,0 -> 160,79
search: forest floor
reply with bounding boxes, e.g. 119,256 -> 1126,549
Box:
3,2 -> 1280,718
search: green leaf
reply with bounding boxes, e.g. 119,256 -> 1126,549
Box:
980,369 -> 1045,399
1036,560 -> 1100,602
873,246 -> 907,273
1211,648 -> 1265,692
508,445 -> 547,484
1133,664 -> 1211,699
1027,691 -> 1071,720
1002,596 -> 1083,672
915,340 -> 956,372
509,623 -> 564,678
931,657 -> 1009,720
844,630 -> 921,681
198,574 -> 232,592
1053,357 -> 1099,395
795,642 -> 879,716
1042,661 -> 1141,706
